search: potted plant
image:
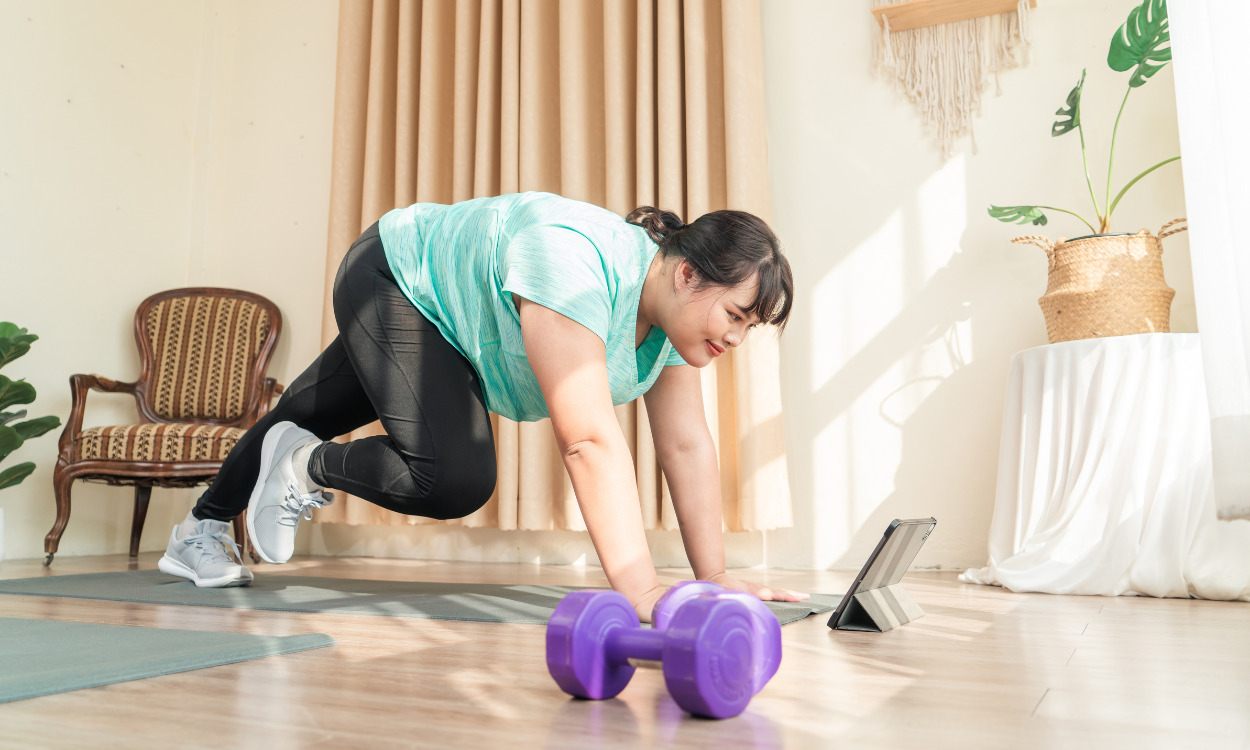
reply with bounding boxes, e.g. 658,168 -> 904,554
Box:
1,323 -> 61,490
988,0 -> 1184,343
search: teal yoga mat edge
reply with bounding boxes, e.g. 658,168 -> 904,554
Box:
0,617 -> 334,705
0,570 -> 838,626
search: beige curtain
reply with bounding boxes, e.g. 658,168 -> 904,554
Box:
316,0 -> 791,533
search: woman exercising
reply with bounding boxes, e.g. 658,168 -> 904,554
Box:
158,191 -> 808,620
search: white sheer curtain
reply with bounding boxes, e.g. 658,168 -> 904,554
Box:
1170,2 -> 1250,520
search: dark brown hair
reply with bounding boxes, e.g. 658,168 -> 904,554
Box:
626,206 -> 793,332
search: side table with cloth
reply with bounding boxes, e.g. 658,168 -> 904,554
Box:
961,333 -> 1250,600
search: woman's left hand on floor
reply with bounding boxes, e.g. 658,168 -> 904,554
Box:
707,572 -> 810,602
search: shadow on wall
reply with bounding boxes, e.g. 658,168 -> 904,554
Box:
772,148 -> 1049,570
867,241 -> 1040,569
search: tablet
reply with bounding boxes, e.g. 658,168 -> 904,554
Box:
827,517 -> 936,630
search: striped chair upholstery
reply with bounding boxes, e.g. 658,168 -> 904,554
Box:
73,424 -> 248,463
48,288 -> 282,564
144,294 -> 274,421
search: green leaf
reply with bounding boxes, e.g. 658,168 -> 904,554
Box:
0,322 -> 36,351
988,205 -> 1049,226
1052,70 -> 1086,136
1108,0 -> 1170,88
0,461 -> 36,490
0,375 -> 36,412
0,341 -> 33,369
14,415 -> 59,441
0,410 -> 27,426
0,424 -> 21,463
0,324 -> 37,371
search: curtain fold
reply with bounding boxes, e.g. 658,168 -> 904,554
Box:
316,0 -> 792,533
1171,2 -> 1250,521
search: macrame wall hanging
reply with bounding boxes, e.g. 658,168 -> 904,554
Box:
872,0 -> 1035,155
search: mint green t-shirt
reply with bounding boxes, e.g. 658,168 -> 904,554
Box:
377,192 -> 687,422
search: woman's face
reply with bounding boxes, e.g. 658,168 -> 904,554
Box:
666,261 -> 760,367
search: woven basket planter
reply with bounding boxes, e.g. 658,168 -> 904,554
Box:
1013,218 -> 1187,344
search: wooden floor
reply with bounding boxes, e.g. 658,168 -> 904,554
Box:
1,555 -> 1247,750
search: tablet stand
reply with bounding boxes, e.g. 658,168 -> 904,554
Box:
832,582 -> 925,632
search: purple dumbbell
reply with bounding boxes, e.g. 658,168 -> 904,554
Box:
651,581 -> 783,694
651,581 -> 724,630
546,589 -> 761,719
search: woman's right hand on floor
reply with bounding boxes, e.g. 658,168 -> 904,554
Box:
629,585 -> 669,624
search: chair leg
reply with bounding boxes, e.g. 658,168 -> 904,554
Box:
129,485 -> 152,558
45,467 -> 75,566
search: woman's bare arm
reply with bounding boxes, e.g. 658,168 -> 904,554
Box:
516,296 -> 663,619
643,364 -> 808,602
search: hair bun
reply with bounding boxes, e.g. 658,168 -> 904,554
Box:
626,206 -> 686,244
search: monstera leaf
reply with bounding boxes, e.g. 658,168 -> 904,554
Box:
1052,70 -> 1085,137
1108,0 -> 1170,88
988,205 -> 1049,226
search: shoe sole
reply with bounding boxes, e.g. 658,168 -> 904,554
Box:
158,553 -> 252,588
246,422 -> 297,565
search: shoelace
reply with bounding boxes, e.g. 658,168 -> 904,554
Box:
184,529 -> 245,565
277,482 -> 335,527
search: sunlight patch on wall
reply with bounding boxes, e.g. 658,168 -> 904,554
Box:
810,209 -> 905,394
809,154 -> 982,548
916,155 -> 969,280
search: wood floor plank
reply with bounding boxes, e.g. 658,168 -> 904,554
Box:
1,555 -> 1247,749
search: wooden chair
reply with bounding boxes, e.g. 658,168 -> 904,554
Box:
46,288 -> 284,565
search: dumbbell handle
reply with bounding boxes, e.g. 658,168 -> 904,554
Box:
604,627 -> 666,669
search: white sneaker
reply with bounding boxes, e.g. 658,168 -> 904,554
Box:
246,421 -> 334,564
158,518 -> 253,587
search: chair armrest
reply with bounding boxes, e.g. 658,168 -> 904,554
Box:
56,374 -> 142,460
83,374 -> 140,395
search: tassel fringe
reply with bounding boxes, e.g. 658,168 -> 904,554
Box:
873,0 -> 1031,156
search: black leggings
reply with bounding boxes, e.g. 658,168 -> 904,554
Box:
194,223 -> 497,522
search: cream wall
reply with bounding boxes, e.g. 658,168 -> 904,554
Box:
0,0 -> 338,561
762,0 -> 1192,569
0,1 -> 1191,574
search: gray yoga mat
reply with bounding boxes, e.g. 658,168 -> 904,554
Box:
0,570 -> 839,626
0,616 -> 333,704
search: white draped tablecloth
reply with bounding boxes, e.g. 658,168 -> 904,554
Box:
961,333 -> 1250,600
